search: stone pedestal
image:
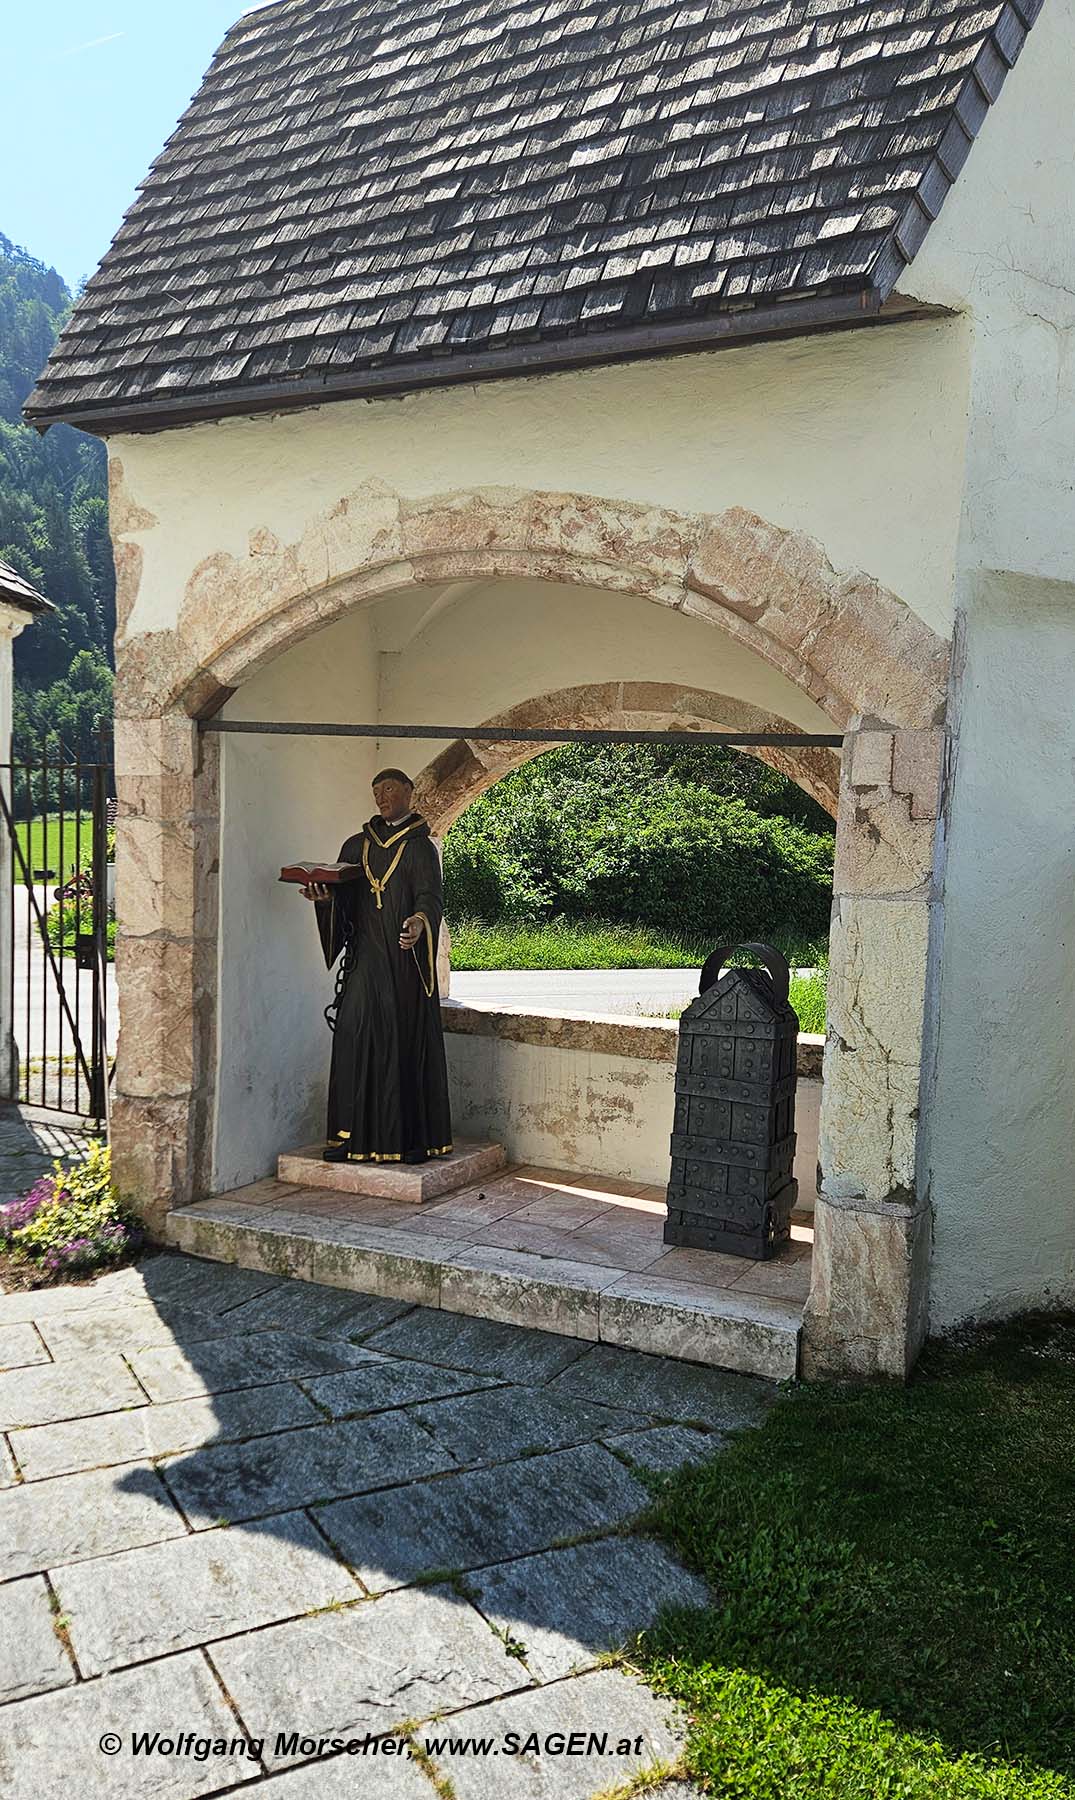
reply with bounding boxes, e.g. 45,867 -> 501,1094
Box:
278,1139 -> 506,1203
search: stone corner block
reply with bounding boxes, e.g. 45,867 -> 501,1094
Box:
801,1189 -> 931,1380
892,727 -> 945,821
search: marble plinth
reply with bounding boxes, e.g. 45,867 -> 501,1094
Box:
277,1140 -> 507,1204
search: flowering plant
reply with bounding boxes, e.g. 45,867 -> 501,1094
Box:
1,1142 -> 143,1282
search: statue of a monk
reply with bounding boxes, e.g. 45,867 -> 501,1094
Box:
302,769 -> 452,1165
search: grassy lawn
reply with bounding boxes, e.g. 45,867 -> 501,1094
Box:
448,918 -> 829,973
13,815 -> 94,886
634,1315 -> 1075,1798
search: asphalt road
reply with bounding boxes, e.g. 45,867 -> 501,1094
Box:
450,967 -> 702,1015
11,886 -> 118,1072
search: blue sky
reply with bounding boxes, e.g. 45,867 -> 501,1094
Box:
0,2 -> 277,289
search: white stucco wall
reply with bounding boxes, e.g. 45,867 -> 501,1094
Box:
213,607 -> 379,1190
905,0 -> 1075,594
110,308 -> 970,648
376,574 -> 833,771
926,572 -> 1075,1324
901,0 -> 1075,1324
444,1010 -> 822,1197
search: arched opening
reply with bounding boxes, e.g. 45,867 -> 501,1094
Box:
113,486 -> 948,1378
426,720 -> 834,1317
414,681 -> 840,835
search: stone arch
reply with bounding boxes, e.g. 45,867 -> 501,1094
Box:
413,682 -> 842,834
112,483 -> 948,730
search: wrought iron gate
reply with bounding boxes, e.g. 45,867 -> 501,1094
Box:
0,730 -> 114,1124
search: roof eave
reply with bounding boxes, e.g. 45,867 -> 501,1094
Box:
0,577 -> 56,617
25,285 -> 948,439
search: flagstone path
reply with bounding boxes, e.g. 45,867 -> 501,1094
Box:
0,1250 -> 773,1797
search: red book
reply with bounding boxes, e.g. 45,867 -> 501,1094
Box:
279,861 -> 363,885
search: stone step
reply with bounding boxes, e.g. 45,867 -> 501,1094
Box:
166,1193 -> 802,1381
277,1140 -> 507,1204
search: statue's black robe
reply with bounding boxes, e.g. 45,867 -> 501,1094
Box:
314,813 -> 452,1163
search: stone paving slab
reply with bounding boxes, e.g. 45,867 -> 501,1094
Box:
363,1306 -> 591,1382
315,1442 -> 650,1592
0,1462 -> 187,1580
218,1281 -> 413,1339
254,1752 -> 436,1796
301,1356 -> 502,1418
127,1329 -> 381,1403
163,1411 -> 459,1528
0,1265 -> 152,1324
0,1649 -> 255,1799
0,1352 -> 146,1430
32,1302 -> 276,1361
469,1539 -> 709,1681
133,1254 -> 283,1314
409,1386 -> 636,1466
0,1249 -> 764,1800
210,1583 -> 527,1769
551,1341 -> 776,1430
416,1665 -> 685,1799
0,1576 -> 75,1702
604,1424 -> 722,1472
11,1380 -> 323,1482
54,1512 -> 362,1675
0,1321 -> 49,1369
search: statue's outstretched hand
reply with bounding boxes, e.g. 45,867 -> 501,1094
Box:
301,883 -> 331,902
399,914 -> 423,950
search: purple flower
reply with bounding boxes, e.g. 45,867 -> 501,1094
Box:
0,1174 -> 57,1238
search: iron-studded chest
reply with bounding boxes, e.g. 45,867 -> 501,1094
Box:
665,954 -> 799,1260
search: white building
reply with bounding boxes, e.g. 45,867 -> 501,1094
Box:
27,0 -> 1075,1378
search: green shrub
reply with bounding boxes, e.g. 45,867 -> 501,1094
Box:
556,792 -> 833,941
45,895 -> 116,961
443,744 -> 835,944
0,1141 -> 143,1280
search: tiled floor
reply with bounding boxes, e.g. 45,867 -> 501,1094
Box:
277,1165 -> 810,1297
171,1163 -> 812,1380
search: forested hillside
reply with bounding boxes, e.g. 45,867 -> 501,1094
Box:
0,234 -> 114,750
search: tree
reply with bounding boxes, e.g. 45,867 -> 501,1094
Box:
0,232 -> 114,703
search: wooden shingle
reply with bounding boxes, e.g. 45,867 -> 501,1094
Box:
26,0 -> 1041,432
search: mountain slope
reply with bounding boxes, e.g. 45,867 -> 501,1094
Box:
0,233 -> 113,745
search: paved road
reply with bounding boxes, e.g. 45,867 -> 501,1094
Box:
0,1249 -> 751,1795
451,966 -> 703,1016
10,888 -> 118,1101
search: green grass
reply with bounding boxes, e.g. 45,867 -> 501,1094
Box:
788,968 -> 826,1034
13,815 -> 94,886
448,918 -> 830,974
634,1315 -> 1075,1799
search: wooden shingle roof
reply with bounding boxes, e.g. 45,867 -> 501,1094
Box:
27,0 -> 1041,433
0,560 -> 54,615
